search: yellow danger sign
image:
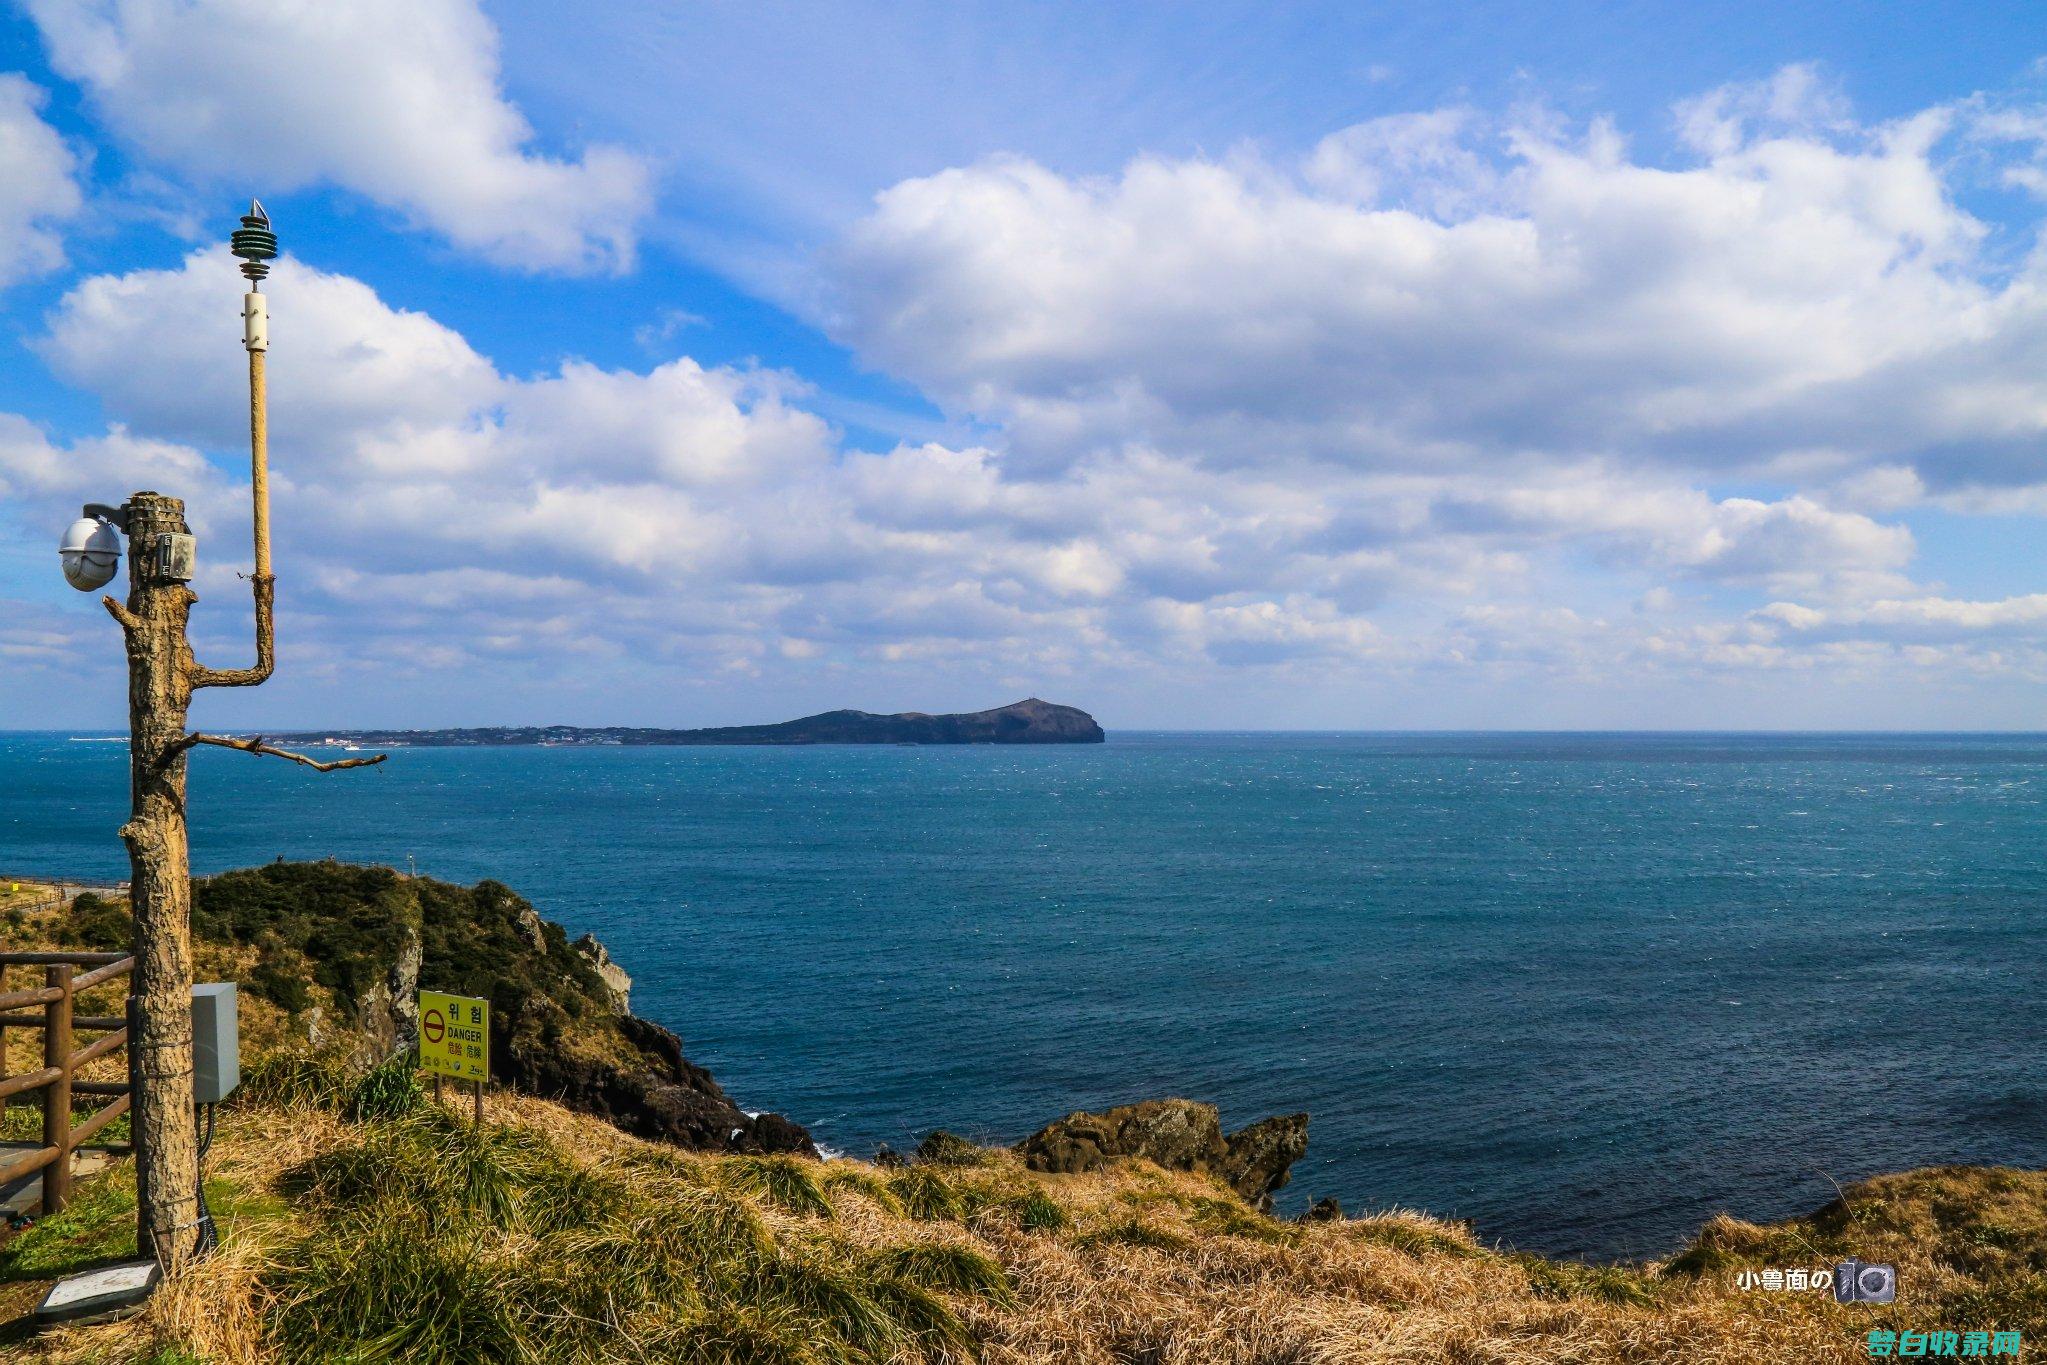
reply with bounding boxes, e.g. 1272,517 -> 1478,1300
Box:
419,990 -> 490,1083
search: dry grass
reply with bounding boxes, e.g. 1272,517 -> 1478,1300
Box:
5,1075 -> 2033,1364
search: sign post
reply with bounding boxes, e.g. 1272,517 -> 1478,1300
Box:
418,990 -> 490,1123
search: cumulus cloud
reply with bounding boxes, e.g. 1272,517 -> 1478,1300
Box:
26,0 -> 651,272
0,74 -> 84,286
12,237 -> 1940,696
1759,592 -> 2047,641
830,87 -> 2044,495
16,65 -> 2047,717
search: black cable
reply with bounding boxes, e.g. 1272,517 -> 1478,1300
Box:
192,1101 -> 218,1259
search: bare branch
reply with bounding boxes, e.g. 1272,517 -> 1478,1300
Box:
189,574 -> 275,689
182,732 -> 386,773
103,596 -> 142,631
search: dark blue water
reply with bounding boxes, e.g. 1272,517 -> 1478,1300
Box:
4,730 -> 2044,1260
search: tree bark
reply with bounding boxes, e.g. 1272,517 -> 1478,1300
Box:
112,490 -> 202,1271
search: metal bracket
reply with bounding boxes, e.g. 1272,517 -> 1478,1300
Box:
83,503 -> 130,534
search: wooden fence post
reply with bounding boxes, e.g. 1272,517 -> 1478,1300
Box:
42,963 -> 73,1214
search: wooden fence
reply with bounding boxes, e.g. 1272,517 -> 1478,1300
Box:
0,950 -> 135,1215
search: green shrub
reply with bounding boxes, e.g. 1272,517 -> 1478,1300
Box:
235,1050 -> 357,1112
1013,1188 -> 1069,1233
886,1167 -> 965,1222
190,863 -> 615,1057
866,1242 -> 1013,1304
912,1130 -> 986,1167
1348,1218 -> 1484,1260
271,1211 -> 530,1365
1513,1254 -> 1658,1306
722,1155 -> 835,1219
1190,1196 -> 1297,1245
62,891 -> 131,951
1073,1216 -> 1189,1252
347,1053 -> 426,1122
248,952 -> 314,1012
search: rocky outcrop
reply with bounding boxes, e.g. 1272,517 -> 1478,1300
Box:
514,903 -> 548,955
573,933 -> 632,1015
1222,1113 -> 1311,1206
1016,1098 -> 1309,1210
190,861 -> 813,1158
1301,1196 -> 1345,1223
313,919 -> 421,1071
509,1013 -> 815,1156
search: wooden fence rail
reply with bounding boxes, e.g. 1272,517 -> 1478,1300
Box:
0,950 -> 135,1214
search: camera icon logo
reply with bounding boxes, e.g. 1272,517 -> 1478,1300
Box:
1834,1259 -> 1897,1304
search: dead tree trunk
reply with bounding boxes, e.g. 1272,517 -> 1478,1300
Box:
99,219 -> 382,1274
109,491 -> 202,1270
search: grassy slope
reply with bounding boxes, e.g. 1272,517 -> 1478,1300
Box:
4,882 -> 2044,1363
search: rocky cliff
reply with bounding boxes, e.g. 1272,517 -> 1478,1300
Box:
187,861 -> 814,1155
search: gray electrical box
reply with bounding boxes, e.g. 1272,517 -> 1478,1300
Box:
191,983 -> 239,1104
153,532 -> 195,582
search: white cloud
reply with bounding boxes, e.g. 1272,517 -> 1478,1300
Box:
0,73 -> 84,286
42,251 -> 502,464
1759,593 -> 2047,641
1672,63 -> 1853,158
24,244 -> 1937,691
0,412 -> 226,522
830,88 -> 2042,495
17,66 -> 2047,720
26,0 -> 651,273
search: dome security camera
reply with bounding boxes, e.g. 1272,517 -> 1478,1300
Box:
60,516 -> 123,592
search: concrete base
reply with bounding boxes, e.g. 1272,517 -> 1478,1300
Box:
0,1144 -> 114,1222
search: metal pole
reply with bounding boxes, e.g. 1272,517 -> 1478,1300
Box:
247,318 -> 270,580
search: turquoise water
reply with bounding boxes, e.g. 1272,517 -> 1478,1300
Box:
4,730 -> 2045,1260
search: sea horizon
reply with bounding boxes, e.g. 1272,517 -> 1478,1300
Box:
14,726 -> 2047,738
6,727 -> 2043,1262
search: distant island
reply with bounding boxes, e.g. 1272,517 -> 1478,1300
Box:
278,697 -> 1105,748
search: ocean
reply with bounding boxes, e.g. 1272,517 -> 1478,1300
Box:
3,729 -> 2043,1261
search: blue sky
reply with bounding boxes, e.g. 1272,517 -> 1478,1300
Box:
2,2 -> 2046,729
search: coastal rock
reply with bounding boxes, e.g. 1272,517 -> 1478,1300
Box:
1222,1112 -> 1311,1207
573,933 -> 632,1015
1301,1196 -> 1345,1223
513,901 -> 549,955
1016,1098 -> 1310,1209
479,979 -> 818,1158
341,920 -> 422,1070
1017,1099 -> 1223,1174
